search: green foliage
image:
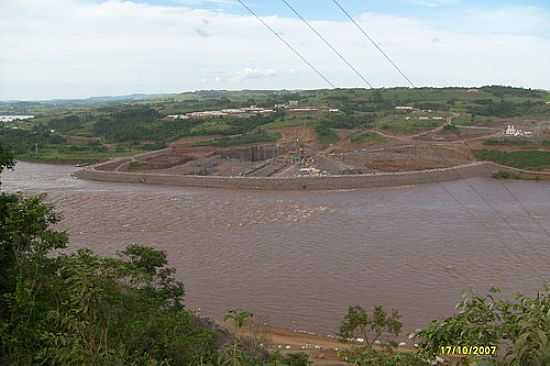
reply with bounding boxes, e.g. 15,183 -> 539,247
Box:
195,131 -> 281,148
350,131 -> 387,144
338,348 -> 428,366
321,113 -> 375,129
47,115 -> 83,133
314,124 -> 339,145
339,305 -> 402,349
0,157 -> 220,365
0,144 -> 15,178
483,138 -> 532,146
466,99 -> 546,118
375,114 -> 443,135
473,149 -> 550,170
417,287 -> 550,365
266,352 -> 311,366
493,171 -> 520,180
0,125 -> 66,155
224,310 -> 253,330
442,123 -> 460,134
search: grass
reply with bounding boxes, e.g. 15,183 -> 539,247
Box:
492,170 -> 541,181
442,123 -> 460,134
474,149 -> 550,170
262,115 -> 318,129
484,138 -> 533,146
349,131 -> 387,144
18,144 -> 147,164
190,120 -> 235,135
193,131 -> 281,147
314,125 -> 339,145
374,114 -> 445,135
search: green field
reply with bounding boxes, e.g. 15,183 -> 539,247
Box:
375,114 -> 445,134
17,144 -> 148,164
349,131 -> 387,144
474,149 -> 550,170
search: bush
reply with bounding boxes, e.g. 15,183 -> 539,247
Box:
315,124 -> 339,145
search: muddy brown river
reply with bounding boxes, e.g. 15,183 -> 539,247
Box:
3,162 -> 550,339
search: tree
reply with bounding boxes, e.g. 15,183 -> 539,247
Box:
339,305 -> 402,349
224,310 -> 254,331
0,145 -> 219,365
0,144 -> 14,179
417,287 -> 550,365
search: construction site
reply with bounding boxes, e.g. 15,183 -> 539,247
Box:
92,114 -> 541,180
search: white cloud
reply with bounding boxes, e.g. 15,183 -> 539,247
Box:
407,0 -> 460,8
0,0 -> 549,100
236,68 -> 277,81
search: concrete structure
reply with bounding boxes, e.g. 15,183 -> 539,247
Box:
73,161 -> 547,191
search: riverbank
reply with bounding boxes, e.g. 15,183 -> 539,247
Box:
230,324 -> 416,366
4,162 -> 550,351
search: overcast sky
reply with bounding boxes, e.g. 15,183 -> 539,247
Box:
1,0 -> 550,100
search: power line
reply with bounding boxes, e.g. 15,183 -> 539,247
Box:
331,0 -> 416,88
280,0 -> 373,88
499,180 -> 550,240
436,144 -> 546,279
236,0 -> 336,88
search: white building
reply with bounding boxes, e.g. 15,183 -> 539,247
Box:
289,108 -> 319,112
167,114 -> 190,120
505,124 -> 532,137
395,106 -> 414,111
0,115 -> 34,123
187,111 -> 228,118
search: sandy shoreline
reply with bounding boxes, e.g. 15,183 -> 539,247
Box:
221,322 -> 416,366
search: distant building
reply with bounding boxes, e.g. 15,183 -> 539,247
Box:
395,106 -> 414,111
288,100 -> 299,107
505,124 -> 532,137
167,114 -> 190,120
221,109 -> 245,114
328,108 -> 340,113
188,111 -> 228,118
0,115 -> 34,123
505,124 -> 518,136
546,101 -> 550,105
289,108 -> 319,112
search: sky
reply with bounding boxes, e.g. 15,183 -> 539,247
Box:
1,0 -> 550,100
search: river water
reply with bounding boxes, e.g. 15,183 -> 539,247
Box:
3,162 -> 550,338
